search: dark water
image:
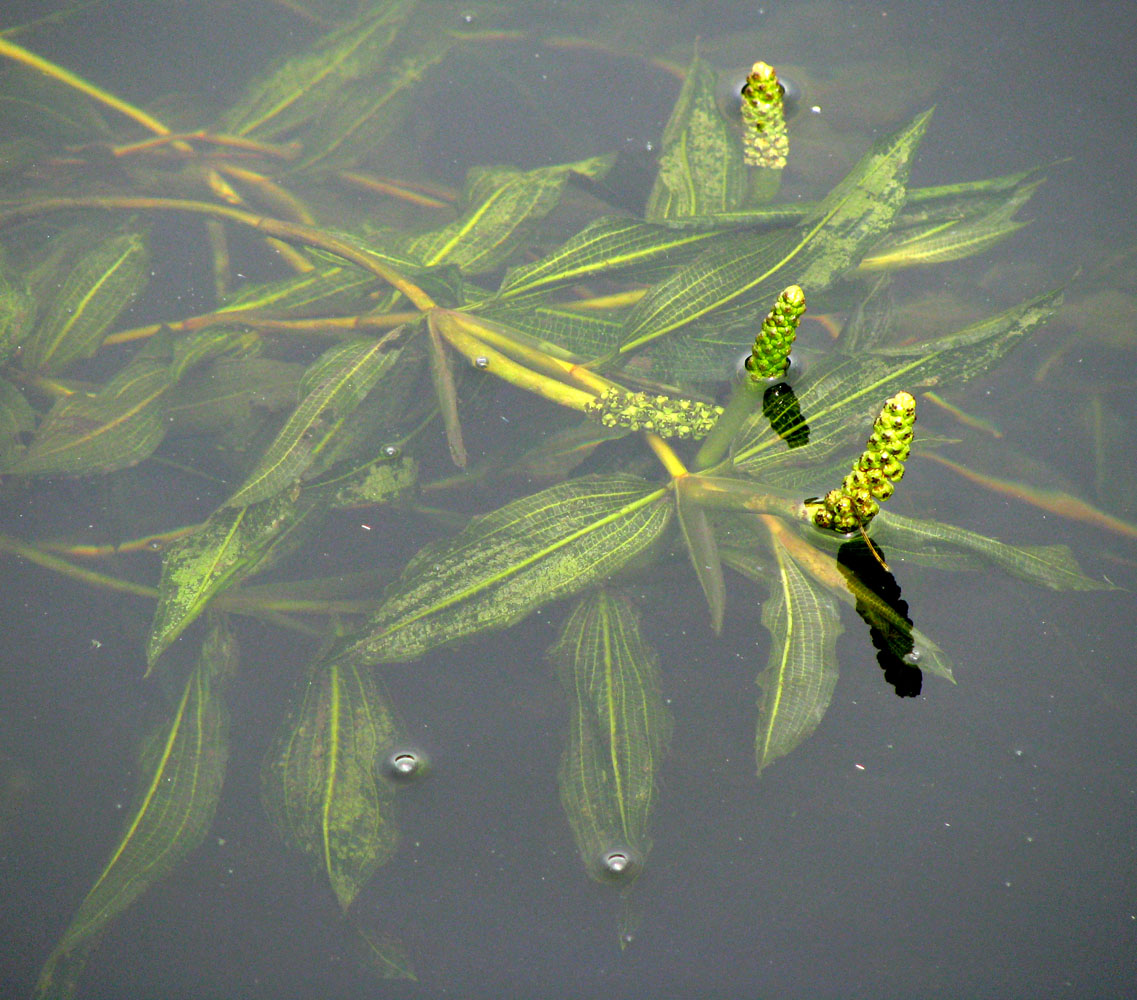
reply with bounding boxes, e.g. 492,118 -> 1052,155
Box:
2,2 -> 1136,998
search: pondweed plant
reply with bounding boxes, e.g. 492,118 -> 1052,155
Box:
0,3 -> 1121,992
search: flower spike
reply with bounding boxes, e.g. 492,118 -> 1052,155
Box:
584,388 -> 723,440
811,391 -> 916,532
740,62 -> 789,169
746,284 -> 805,381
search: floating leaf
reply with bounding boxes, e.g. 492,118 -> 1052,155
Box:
225,333 -> 404,507
261,657 -> 402,910
755,535 -> 842,774
405,157 -> 612,275
549,590 -> 672,880
19,230 -> 149,373
2,358 -> 170,476
147,493 -> 325,668
327,474 -> 673,665
645,55 -> 746,221
35,622 -> 236,999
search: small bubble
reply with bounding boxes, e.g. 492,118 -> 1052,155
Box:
382,746 -> 431,782
598,845 -> 639,880
902,647 -> 922,666
460,10 -> 476,23
475,355 -> 489,369
146,538 -> 165,551
381,444 -> 401,459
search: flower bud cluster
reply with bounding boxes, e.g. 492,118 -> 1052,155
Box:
746,284 -> 805,380
741,61 -> 789,169
812,391 -> 916,532
584,388 -> 723,440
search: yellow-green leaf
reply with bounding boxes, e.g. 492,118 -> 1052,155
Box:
225,333 -> 403,507
35,622 -> 236,999
645,55 -> 746,221
221,1 -> 418,139
405,157 -> 611,275
756,537 -> 841,775
549,590 -> 672,880
147,493 -> 324,667
261,658 -> 402,910
676,476 -> 725,633
20,230 -> 149,373
2,358 -> 170,476
327,474 -> 673,666
495,215 -> 724,301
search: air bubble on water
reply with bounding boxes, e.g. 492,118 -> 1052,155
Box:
383,746 -> 431,782
381,444 -> 401,459
902,647 -> 922,666
475,356 -> 489,369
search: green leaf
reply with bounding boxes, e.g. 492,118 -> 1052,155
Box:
617,109 -> 932,354
220,1 -> 418,139
873,510 -> 1113,591
755,537 -> 842,774
219,262 -> 379,317
0,376 -> 35,461
350,924 -> 417,981
35,622 -> 236,1000
676,476 -> 726,633
645,55 -> 746,221
478,298 -> 626,359
732,289 -> 1063,477
19,230 -> 150,373
147,493 -> 324,667
225,333 -> 403,507
404,157 -> 611,275
496,215 -> 724,301
261,658 -> 402,910
164,358 -> 305,435
1,359 -> 170,476
859,180 -> 1038,271
327,474 -> 673,665
549,590 -> 672,880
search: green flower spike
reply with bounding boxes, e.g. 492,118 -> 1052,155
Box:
811,391 -> 916,532
740,61 -> 789,169
584,388 -> 724,440
746,284 -> 806,381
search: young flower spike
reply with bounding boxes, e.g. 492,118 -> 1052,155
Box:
811,391 -> 916,532
746,284 -> 806,380
740,61 -> 789,169
584,388 -> 723,440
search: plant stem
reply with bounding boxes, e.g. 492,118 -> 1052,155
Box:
694,376 -> 764,470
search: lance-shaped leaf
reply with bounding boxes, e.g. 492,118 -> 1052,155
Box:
327,474 -> 673,666
19,230 -> 150,373
618,110 -> 931,354
2,358 -> 170,477
35,622 -> 236,999
261,658 -> 402,911
496,215 -> 724,301
218,263 -> 379,317
350,924 -> 417,982
858,180 -> 1038,271
755,535 -> 842,774
645,55 -> 746,221
0,376 -> 35,461
676,476 -> 726,633
147,493 -> 325,668
549,590 -> 672,880
225,333 -> 403,507
732,289 -> 1063,477
404,157 -> 611,275
220,0 -> 417,139
872,510 -> 1112,591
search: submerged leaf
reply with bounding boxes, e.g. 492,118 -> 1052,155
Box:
755,535 -> 842,774
225,333 -> 404,507
147,493 -> 325,667
261,658 -> 402,910
2,359 -> 170,476
549,590 -> 672,880
35,622 -> 236,999
327,474 -> 673,665
676,476 -> 726,633
405,157 -> 611,275
19,229 -> 149,373
645,55 -> 746,221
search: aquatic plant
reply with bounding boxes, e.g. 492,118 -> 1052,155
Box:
0,3 -> 1119,992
